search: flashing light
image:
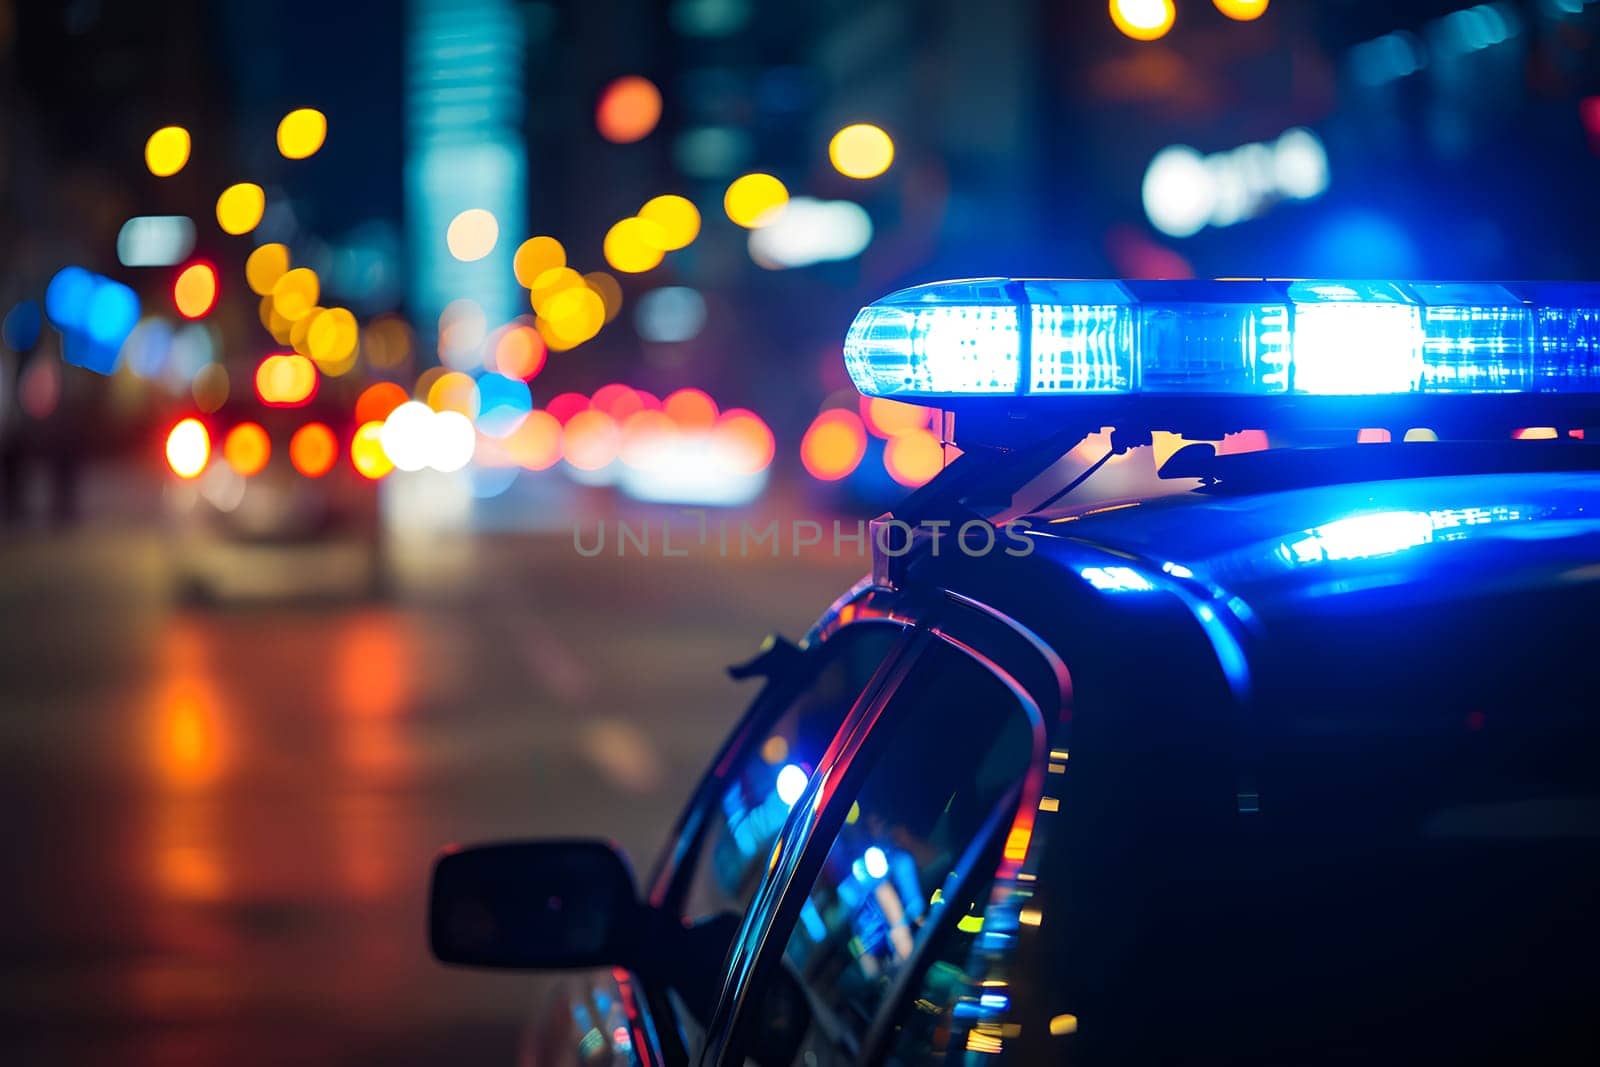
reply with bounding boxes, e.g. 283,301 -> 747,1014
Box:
843,279 -> 1600,402
166,418 -> 210,478
776,763 -> 808,807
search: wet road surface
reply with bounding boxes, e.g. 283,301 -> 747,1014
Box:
0,524 -> 863,1065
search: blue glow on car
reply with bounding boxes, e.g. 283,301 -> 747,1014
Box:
1079,565 -> 1156,592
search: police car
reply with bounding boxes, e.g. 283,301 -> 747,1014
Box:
430,280 -> 1600,1066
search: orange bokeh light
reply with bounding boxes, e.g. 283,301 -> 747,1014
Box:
715,409 -> 776,475
506,409 -> 562,470
596,75 -> 662,144
883,428 -> 945,487
223,422 -> 270,476
255,353 -> 318,407
562,409 -> 621,470
619,409 -> 675,469
173,262 -> 219,320
355,381 -> 409,426
801,409 -> 868,481
493,323 -> 548,380
662,387 -> 717,429
861,396 -> 931,439
592,382 -> 645,420
290,422 -> 337,478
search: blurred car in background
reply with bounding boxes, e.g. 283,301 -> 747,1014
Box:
162,387 -> 388,602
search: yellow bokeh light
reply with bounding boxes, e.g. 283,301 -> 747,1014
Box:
145,126 -> 191,177
446,208 -> 499,262
603,217 -> 667,273
350,421 -> 393,479
638,195 -> 701,250
1110,0 -> 1175,41
308,306 -> 358,364
223,422 -> 270,477
289,306 -> 324,355
245,243 -> 290,296
276,107 -> 327,160
216,183 -> 266,236
542,285 -> 605,345
513,236 -> 566,288
828,124 -> 895,180
529,266 -> 584,314
427,370 -> 481,418
724,173 -> 789,229
271,267 -> 320,321
1213,0 -> 1268,20
583,271 -> 624,323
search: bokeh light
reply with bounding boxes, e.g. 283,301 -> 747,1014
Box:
1109,0 -> 1176,41
380,402 -> 434,472
276,107 -> 327,160
714,409 -> 776,475
593,383 -> 645,420
584,271 -> 624,322
883,428 -> 944,487
145,126 -> 191,177
271,267 -> 321,321
306,307 -> 359,367
493,323 -> 547,380
1213,0 -> 1268,20
861,396 -> 931,438
619,409 -> 675,469
427,371 -> 482,419
223,422 -> 270,477
512,235 -> 566,288
638,194 -> 702,250
596,75 -> 663,143
604,217 -> 668,273
215,183 -> 266,236
350,421 -> 393,479
438,298 -> 488,369
723,173 -> 789,228
828,124 -> 895,179
165,418 -> 210,479
563,409 -> 622,470
355,381 -> 409,426
191,363 -> 229,412
663,387 -> 718,429
290,422 -> 338,478
172,262 -> 218,320
430,411 -> 477,473
540,285 -> 607,347
546,392 -> 590,424
800,408 -> 867,481
636,287 -> 707,343
362,315 -> 415,370
506,409 -> 562,470
446,208 -> 499,262
476,373 -> 534,437
245,243 -> 290,296
255,353 -> 318,407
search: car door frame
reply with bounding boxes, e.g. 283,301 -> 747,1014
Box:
696,587 -> 1072,1067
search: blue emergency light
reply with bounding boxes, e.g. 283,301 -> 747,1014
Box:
845,279 -> 1600,445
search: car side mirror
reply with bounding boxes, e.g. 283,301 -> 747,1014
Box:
429,839 -> 643,970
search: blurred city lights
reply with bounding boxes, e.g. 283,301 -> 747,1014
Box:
270,267 -> 321,320
173,262 -> 219,320
165,418 -> 210,479
1213,0 -> 1269,19
144,126 -> 191,177
2,301 -> 42,352
505,409 -> 562,470
245,243 -> 290,296
254,353 -> 318,407
350,421 -> 394,479
306,307 -> 359,367
476,372 -> 534,437
604,216 -> 668,273
546,392 -> 590,424
638,194 -> 702,250
290,422 -> 338,478
446,208 -> 500,262
828,123 -> 894,179
491,322 -> 547,380
46,267 -> 140,373
276,107 -> 328,160
635,286 -> 707,342
596,75 -> 663,143
438,298 -> 488,369
430,411 -> 477,472
674,126 -> 753,179
380,402 -> 434,472
562,409 -> 622,470
714,409 -> 776,475
356,382 -> 409,426
427,370 -> 481,418
1109,0 -> 1176,41
748,197 -> 872,269
663,387 -> 717,429
723,172 -> 789,228
223,422 -> 271,477
362,315 -> 415,370
539,285 -> 606,347
800,408 -> 867,481
512,235 -> 565,287
215,183 -> 266,236
117,216 -> 196,267
883,428 -> 944,487
1142,127 -> 1328,237
861,396 -> 931,438
584,271 -> 624,322
672,0 -> 751,37
776,764 -> 808,806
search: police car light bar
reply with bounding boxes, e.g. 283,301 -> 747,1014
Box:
844,279 -> 1600,444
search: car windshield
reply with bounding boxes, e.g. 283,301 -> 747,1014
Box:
934,579 -> 1600,1065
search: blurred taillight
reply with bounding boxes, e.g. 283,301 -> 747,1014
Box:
350,420 -> 393,479
290,422 -> 337,478
165,418 -> 210,479
223,422 -> 270,476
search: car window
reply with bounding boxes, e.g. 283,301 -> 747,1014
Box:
684,623 -> 904,922
762,643 -> 1035,1066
